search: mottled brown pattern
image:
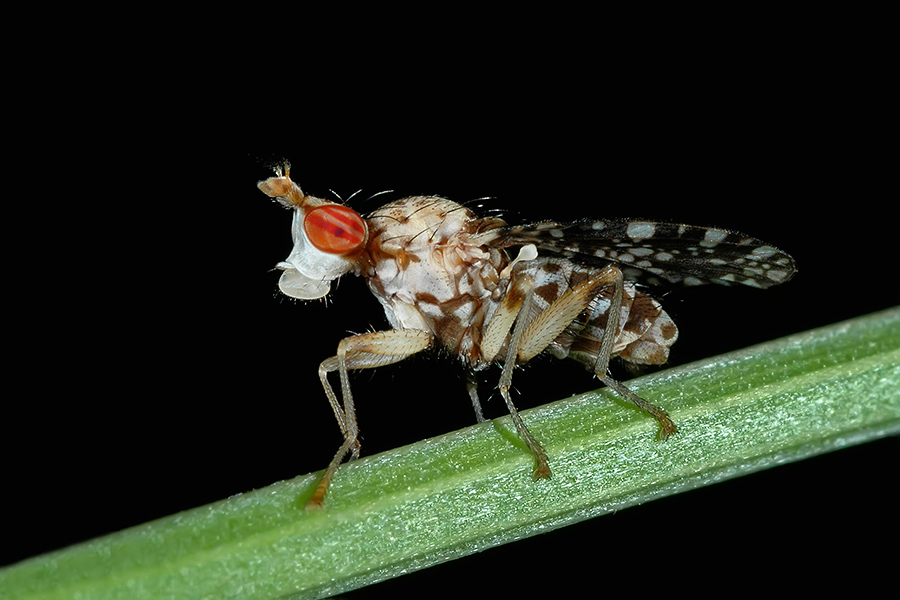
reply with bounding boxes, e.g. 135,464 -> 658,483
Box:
660,320 -> 677,341
260,166 -> 794,506
534,281 -> 560,304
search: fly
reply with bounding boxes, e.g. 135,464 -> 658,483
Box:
258,163 -> 797,507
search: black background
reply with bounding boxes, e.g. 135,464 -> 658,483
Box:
4,35 -> 896,595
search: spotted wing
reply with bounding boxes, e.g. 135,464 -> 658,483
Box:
489,219 -> 796,289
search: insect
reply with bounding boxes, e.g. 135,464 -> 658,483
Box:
258,163 -> 797,508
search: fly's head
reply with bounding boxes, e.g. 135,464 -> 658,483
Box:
258,164 -> 368,300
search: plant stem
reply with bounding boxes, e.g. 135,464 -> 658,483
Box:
3,307 -> 899,600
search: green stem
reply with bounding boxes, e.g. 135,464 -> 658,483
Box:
3,308 -> 899,600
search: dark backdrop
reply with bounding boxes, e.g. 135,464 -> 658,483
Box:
4,54 -> 895,595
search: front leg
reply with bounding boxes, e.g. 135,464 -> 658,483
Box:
308,328 -> 433,508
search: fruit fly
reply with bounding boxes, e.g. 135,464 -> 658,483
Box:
258,163 -> 797,507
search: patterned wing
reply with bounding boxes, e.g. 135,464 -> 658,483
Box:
490,219 -> 796,289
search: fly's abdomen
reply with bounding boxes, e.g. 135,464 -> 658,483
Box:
528,259 -> 678,369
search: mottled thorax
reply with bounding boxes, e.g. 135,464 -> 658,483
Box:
362,196 -> 508,363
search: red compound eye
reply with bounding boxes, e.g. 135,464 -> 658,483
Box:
303,204 -> 367,254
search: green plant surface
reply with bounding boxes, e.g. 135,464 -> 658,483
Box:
3,307 -> 899,600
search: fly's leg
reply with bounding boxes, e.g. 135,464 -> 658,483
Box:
308,329 -> 433,509
465,370 -> 487,423
600,376 -> 677,440
496,273 -> 552,479
482,269 -> 551,478
587,266 -> 678,440
489,263 -> 678,479
482,264 -> 620,479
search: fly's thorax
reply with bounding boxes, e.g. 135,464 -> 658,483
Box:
362,196 -> 511,357
363,196 -> 508,304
